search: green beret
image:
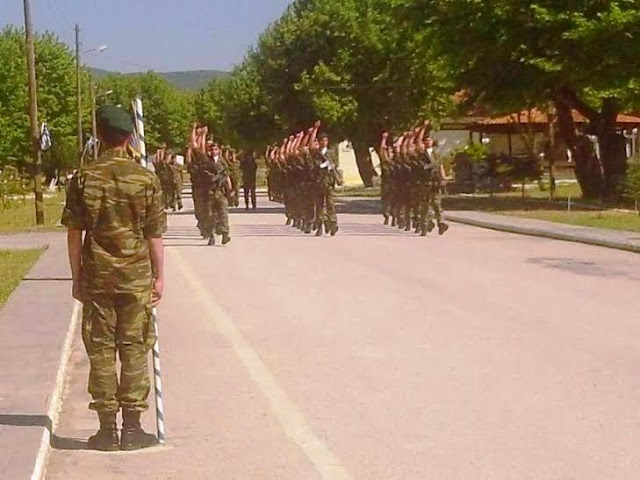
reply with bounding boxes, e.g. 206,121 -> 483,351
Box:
97,105 -> 134,134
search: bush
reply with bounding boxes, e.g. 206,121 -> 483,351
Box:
0,166 -> 29,209
625,161 -> 640,213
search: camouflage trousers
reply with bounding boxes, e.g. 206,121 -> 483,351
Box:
162,181 -> 176,210
193,185 -> 206,234
381,177 -> 392,219
82,292 -> 156,413
174,180 -> 183,209
200,189 -> 229,236
426,186 -> 443,223
315,185 -> 337,228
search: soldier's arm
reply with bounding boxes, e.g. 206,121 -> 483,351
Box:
440,164 -> 447,185
149,238 -> 164,306
67,230 -> 84,302
144,175 -> 166,305
309,120 -> 320,150
379,132 -> 389,159
189,124 -> 198,150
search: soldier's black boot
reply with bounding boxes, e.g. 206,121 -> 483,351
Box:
330,223 -> 339,237
391,217 -> 397,227
427,220 -> 436,233
285,217 -> 292,226
87,412 -> 119,451
207,235 -> 216,246
438,222 -> 449,236
222,234 -> 231,245
383,215 -> 389,226
120,410 -> 157,451
315,225 -> 323,236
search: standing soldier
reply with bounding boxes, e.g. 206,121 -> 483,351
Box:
241,150 -> 258,210
317,129 -> 340,236
169,153 -> 183,211
61,105 -> 165,451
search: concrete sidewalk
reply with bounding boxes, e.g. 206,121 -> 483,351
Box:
337,197 -> 640,253
0,231 -> 78,480
446,211 -> 640,254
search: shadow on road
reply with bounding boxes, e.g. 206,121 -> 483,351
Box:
51,434 -> 87,451
0,414 -> 51,428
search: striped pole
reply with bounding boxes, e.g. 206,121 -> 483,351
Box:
133,96 -> 147,168
151,308 -> 166,444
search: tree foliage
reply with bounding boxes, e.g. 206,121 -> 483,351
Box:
0,26 -> 90,174
97,72 -> 195,151
199,0 -> 456,184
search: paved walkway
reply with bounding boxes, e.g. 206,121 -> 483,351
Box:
446,211 -> 640,254
0,230 -> 76,480
337,197 -> 640,253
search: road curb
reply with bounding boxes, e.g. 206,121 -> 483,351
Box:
30,300 -> 82,480
446,214 -> 640,254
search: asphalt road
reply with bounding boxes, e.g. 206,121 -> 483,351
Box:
46,195 -> 640,480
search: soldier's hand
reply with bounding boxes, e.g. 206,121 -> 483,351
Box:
152,278 -> 164,306
72,280 -> 85,303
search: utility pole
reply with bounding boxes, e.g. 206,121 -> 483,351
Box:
76,24 -> 83,166
91,80 -> 98,161
23,0 -> 44,225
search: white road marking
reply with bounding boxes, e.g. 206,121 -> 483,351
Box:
170,249 -> 352,480
32,300 -> 82,480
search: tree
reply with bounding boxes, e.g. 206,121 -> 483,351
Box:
417,0 -> 640,199
0,26 -> 89,172
196,58 -> 280,150
97,72 -> 195,151
201,0 -> 454,185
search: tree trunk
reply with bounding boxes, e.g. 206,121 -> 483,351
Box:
556,88 -> 628,199
554,95 -> 602,199
596,98 -> 628,199
352,140 -> 376,187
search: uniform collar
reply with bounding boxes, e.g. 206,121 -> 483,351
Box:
100,147 -> 132,159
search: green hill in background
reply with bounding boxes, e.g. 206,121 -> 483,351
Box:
90,68 -> 228,90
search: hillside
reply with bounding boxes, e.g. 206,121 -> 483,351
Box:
89,68 -> 228,91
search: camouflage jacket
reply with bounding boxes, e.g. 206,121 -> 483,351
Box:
62,148 -> 166,294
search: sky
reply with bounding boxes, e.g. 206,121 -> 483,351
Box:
0,0 -> 293,73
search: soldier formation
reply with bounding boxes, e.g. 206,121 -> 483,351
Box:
265,121 -> 341,237
379,121 -> 449,236
149,119 -> 449,243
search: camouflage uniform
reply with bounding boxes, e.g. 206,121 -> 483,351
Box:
241,154 -> 258,209
189,152 -> 208,236
171,160 -> 183,210
195,151 -> 230,237
227,154 -> 241,208
316,148 -> 339,232
425,149 -> 445,227
62,147 -> 165,414
156,160 -> 174,210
